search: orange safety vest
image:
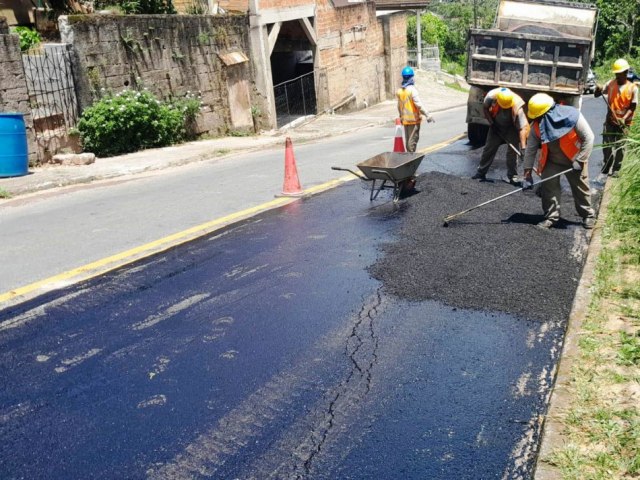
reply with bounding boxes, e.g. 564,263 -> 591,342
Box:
397,87 -> 421,125
533,121 -> 581,174
606,81 -> 636,125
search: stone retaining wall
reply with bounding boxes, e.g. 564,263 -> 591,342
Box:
0,19 -> 38,166
61,13 -> 262,136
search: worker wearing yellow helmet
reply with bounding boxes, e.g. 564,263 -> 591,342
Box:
471,87 -> 529,185
522,93 -> 596,229
594,58 -> 638,176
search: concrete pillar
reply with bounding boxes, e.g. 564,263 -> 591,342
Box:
416,10 -> 422,70
248,0 -> 277,129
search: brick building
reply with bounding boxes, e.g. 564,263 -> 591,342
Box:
218,0 -> 411,128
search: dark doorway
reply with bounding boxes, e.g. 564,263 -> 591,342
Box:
270,20 -> 317,127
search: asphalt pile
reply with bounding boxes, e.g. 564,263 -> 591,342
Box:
369,171 -> 596,323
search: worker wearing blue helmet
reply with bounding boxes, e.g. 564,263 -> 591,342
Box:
396,66 -> 434,152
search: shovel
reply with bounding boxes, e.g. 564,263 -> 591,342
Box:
442,168 -> 573,226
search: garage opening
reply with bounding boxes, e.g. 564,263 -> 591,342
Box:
270,20 -> 317,127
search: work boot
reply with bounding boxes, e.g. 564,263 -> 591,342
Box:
508,175 -> 521,186
583,217 -> 596,229
471,172 -> 486,181
537,219 -> 556,229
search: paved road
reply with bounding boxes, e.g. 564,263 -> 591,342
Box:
0,107 -> 466,296
0,98 -> 607,479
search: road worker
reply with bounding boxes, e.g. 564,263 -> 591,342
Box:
523,93 -> 596,229
396,66 -> 434,153
594,58 -> 638,176
472,87 -> 529,185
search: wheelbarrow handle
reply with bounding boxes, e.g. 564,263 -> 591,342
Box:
331,166 -> 366,180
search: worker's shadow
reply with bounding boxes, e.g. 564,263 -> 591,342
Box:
504,213 -> 581,229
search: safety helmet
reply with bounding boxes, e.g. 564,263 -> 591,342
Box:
527,93 -> 555,119
612,58 -> 630,74
496,88 -> 514,109
402,66 -> 414,78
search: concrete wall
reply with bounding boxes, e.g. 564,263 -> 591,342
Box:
0,19 -> 38,166
60,13 -> 265,135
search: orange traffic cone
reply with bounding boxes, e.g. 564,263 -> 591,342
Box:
280,137 -> 303,197
393,118 -> 405,153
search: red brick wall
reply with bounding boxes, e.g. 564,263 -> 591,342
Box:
315,1 -> 405,111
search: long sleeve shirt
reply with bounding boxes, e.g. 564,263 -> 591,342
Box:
523,113 -> 594,169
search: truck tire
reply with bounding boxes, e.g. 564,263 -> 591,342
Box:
468,123 -> 488,146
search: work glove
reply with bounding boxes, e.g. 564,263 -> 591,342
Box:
523,169 -> 534,190
572,160 -> 583,171
425,114 -> 435,123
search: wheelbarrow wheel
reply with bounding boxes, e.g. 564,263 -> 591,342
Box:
403,178 -> 417,191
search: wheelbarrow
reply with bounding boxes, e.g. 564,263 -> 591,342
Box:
332,152 -> 425,203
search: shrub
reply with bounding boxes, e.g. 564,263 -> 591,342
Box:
11,27 -> 42,52
77,89 -> 197,157
94,0 -> 176,14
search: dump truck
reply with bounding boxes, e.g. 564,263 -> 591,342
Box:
465,0 -> 598,145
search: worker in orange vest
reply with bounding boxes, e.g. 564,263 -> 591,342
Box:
472,87 -> 529,184
396,66 -> 434,153
523,93 -> 596,230
594,58 -> 638,176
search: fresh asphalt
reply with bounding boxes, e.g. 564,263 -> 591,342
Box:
0,98 -> 607,479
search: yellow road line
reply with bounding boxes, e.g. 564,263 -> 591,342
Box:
0,133 -> 463,307
418,133 -> 466,154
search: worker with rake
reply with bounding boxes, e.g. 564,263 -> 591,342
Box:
472,87 -> 529,185
594,58 -> 638,177
523,93 -> 597,230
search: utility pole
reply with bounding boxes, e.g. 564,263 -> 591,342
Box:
416,9 -> 422,70
473,0 -> 478,28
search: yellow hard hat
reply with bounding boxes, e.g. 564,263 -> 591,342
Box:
612,58 -> 630,74
496,88 -> 514,109
527,93 -> 555,119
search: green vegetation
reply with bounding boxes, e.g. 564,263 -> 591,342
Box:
547,123 -> 640,478
0,188 -> 12,199
77,88 -> 201,157
408,0 -> 640,77
94,0 -> 176,14
11,26 -> 42,52
407,1 -> 498,72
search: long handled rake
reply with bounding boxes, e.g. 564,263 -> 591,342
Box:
442,168 -> 573,226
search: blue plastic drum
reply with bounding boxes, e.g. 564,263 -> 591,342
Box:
0,113 -> 29,177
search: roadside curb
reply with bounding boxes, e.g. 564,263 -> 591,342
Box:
0,101 -> 467,199
533,178 -> 614,479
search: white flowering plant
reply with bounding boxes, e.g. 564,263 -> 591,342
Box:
77,89 -> 200,157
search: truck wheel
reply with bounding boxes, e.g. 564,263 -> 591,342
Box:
468,123 -> 488,146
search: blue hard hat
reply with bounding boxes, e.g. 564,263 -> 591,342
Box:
402,66 -> 414,78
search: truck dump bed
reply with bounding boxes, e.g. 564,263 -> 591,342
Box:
466,0 -> 597,95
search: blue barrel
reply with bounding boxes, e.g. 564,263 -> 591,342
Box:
0,113 -> 29,178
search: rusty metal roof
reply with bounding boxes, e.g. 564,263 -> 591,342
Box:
375,0 -> 430,9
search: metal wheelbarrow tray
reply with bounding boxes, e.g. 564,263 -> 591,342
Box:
332,152 -> 425,202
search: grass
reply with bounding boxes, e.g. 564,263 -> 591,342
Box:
445,81 -> 469,93
547,122 -> 640,478
0,188 -> 12,199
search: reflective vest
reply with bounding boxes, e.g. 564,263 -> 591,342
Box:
397,87 -> 421,125
533,121 -> 581,173
607,81 -> 636,125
